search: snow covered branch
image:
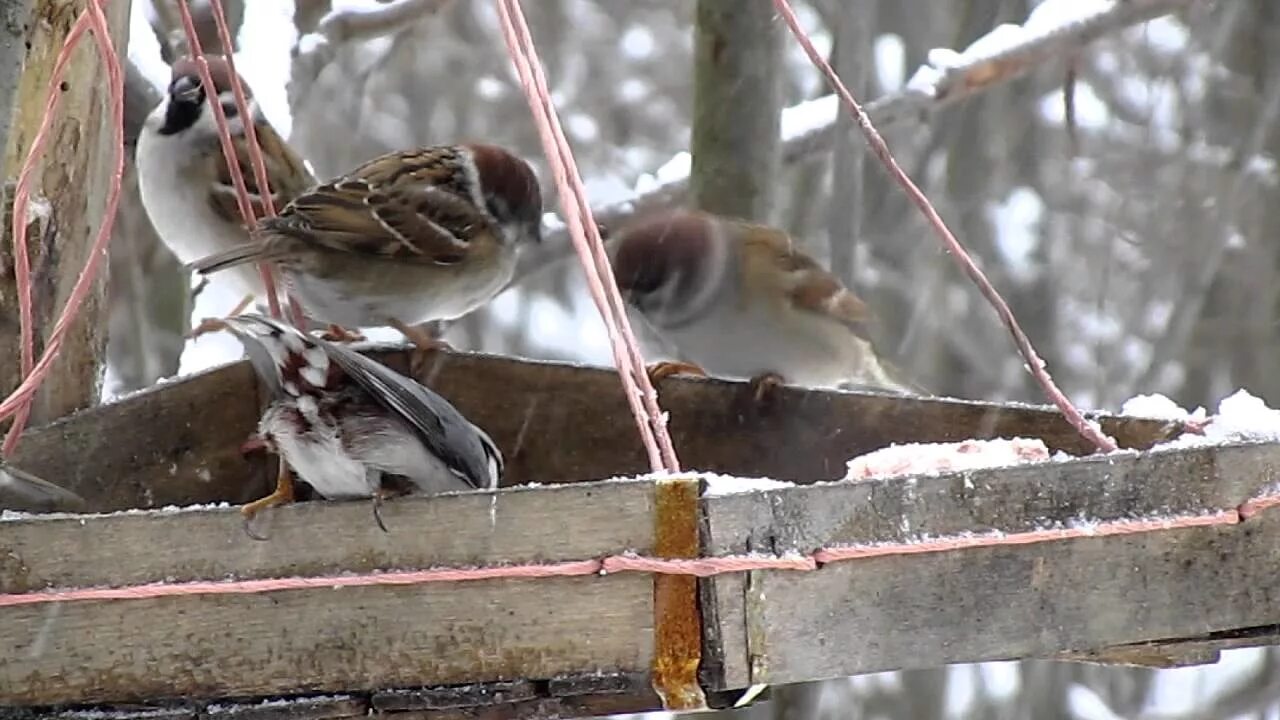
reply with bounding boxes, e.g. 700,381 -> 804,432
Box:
289,0 -> 453,110
512,0 -> 1203,284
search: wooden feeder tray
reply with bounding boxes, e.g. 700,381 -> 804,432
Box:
4,347 -> 1280,719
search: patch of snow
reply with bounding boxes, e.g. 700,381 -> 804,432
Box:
1119,393 -> 1199,422
701,475 -> 794,497
1025,0 -> 1117,35
780,95 -> 838,142
962,24 -> 1027,60
845,437 -> 1052,482
1,502 -> 233,523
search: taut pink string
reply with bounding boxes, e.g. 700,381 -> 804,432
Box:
3,493 -> 1274,608
174,0 -> 285,321
495,0 -> 680,474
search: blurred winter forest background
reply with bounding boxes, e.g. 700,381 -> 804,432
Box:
98,0 -> 1280,718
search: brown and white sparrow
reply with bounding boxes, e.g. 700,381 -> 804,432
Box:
610,209 -> 924,398
186,143 -> 544,346
136,54 -> 315,308
206,313 -> 503,538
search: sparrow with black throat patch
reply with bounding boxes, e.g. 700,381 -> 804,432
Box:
136,54 -> 315,319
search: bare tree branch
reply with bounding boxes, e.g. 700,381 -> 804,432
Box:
511,0 -> 1203,287
288,0 -> 452,113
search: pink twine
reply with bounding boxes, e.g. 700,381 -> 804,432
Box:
770,0 -> 1116,454
812,510 -> 1237,563
1,1 -> 124,454
3,495 -> 1273,609
494,0 -> 680,474
174,0 -> 284,321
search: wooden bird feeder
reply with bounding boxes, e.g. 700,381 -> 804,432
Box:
4,347 -> 1280,719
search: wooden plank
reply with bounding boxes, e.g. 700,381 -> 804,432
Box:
14,677 -> 661,720
0,480 -> 656,707
11,347 -> 1186,513
1,480 -> 653,591
8,360 -> 270,512
701,442 -> 1280,688
0,574 -> 652,707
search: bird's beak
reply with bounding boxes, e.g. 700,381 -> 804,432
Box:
170,75 -> 202,103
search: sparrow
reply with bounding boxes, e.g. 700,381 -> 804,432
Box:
135,54 -> 315,312
185,143 -> 544,348
609,209 -> 924,400
205,313 -> 503,538
0,460 -> 85,512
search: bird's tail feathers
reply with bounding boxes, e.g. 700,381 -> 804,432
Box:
186,242 -> 273,276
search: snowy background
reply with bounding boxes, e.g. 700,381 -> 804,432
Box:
99,0 -> 1280,718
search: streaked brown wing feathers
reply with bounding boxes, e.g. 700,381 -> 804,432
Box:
206,122 -> 315,228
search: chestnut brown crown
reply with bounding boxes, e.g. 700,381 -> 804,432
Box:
611,209 -> 717,302
464,143 -> 544,246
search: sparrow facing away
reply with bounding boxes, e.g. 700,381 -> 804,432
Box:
0,460 -> 85,513
610,209 -> 924,398
185,143 -> 544,346
208,313 -> 503,538
135,54 -> 315,307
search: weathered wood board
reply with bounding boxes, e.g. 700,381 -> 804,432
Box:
9,346 -> 1186,513
0,481 -> 656,707
700,442 -> 1280,689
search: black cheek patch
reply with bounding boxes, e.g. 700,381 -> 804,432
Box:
158,99 -> 202,136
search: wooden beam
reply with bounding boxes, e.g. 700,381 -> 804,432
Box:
0,0 -> 131,430
0,481 -> 657,706
699,442 -> 1280,689
9,347 -> 1187,513
3,437 -> 1280,711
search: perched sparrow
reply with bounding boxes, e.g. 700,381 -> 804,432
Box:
206,313 -> 503,537
186,143 -> 544,346
136,54 -> 315,308
610,209 -> 923,398
0,460 -> 84,512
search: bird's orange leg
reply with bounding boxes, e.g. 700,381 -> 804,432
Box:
647,361 -> 709,385
239,435 -> 268,456
748,372 -> 788,407
318,324 -> 367,343
186,294 -> 255,340
391,318 -> 455,378
241,459 -> 296,541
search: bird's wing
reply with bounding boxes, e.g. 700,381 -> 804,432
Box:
261,147 -> 495,266
743,224 -> 877,344
319,340 -> 501,490
206,118 -> 315,228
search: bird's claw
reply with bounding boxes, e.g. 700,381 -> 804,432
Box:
319,324 -> 366,343
372,492 -> 391,533
647,361 -> 709,385
748,372 -> 787,407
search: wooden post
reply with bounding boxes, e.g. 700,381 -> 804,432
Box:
0,1 -> 132,430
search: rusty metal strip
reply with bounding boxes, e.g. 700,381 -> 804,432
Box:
650,475 -> 708,710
